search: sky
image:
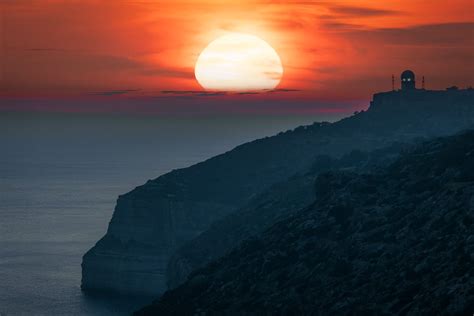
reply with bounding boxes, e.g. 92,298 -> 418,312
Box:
1,0 -> 473,115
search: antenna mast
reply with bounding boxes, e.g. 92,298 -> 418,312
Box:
392,74 -> 395,91
422,76 -> 425,89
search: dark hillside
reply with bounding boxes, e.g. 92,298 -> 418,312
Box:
137,131 -> 474,316
167,143 -> 406,287
82,88 -> 474,296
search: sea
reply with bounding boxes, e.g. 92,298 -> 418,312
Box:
0,112 -> 334,315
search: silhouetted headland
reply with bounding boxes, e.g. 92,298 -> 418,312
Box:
136,130 -> 474,315
82,71 -> 473,302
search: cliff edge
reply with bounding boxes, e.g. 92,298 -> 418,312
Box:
137,130 -> 474,315
82,88 -> 474,296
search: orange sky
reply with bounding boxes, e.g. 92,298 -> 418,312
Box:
1,0 -> 473,102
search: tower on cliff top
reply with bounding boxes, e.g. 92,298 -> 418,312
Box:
401,70 -> 416,90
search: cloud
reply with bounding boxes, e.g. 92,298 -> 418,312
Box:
320,21 -> 363,31
159,88 -> 301,97
330,5 -> 400,17
161,91 -> 228,97
261,2 -> 402,36
348,22 -> 474,46
268,88 -> 301,93
90,89 -> 139,96
26,48 -> 74,52
160,90 -> 227,97
160,90 -> 200,94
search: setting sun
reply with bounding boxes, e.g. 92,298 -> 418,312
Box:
194,33 -> 283,91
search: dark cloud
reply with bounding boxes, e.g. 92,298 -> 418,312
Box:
237,91 -> 261,95
161,90 -> 200,94
195,92 -> 228,96
160,89 -> 301,97
349,22 -> 474,46
26,48 -> 73,52
268,88 -> 301,93
160,90 -> 227,97
265,0 -> 400,17
330,5 -> 400,17
320,21 -> 363,31
90,89 -> 139,96
263,3 -> 400,32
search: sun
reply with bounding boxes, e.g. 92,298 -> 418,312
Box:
194,33 -> 283,92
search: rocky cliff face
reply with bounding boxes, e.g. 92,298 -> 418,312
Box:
82,192 -> 231,296
82,88 -> 474,297
81,119 -> 376,296
82,127 -> 381,296
136,131 -> 474,315
166,143 -> 405,288
166,88 -> 474,290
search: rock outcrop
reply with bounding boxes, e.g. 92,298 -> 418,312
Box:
136,130 -> 474,315
82,88 -> 474,296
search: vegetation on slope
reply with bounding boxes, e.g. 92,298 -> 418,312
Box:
137,131 -> 474,315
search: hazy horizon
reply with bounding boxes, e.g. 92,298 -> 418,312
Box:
1,111 -> 341,315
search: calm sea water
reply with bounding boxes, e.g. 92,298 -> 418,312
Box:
0,112 -> 334,315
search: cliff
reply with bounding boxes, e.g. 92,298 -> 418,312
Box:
166,143 -> 406,288
167,88 -> 474,290
82,88 -> 474,296
136,130 -> 474,315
